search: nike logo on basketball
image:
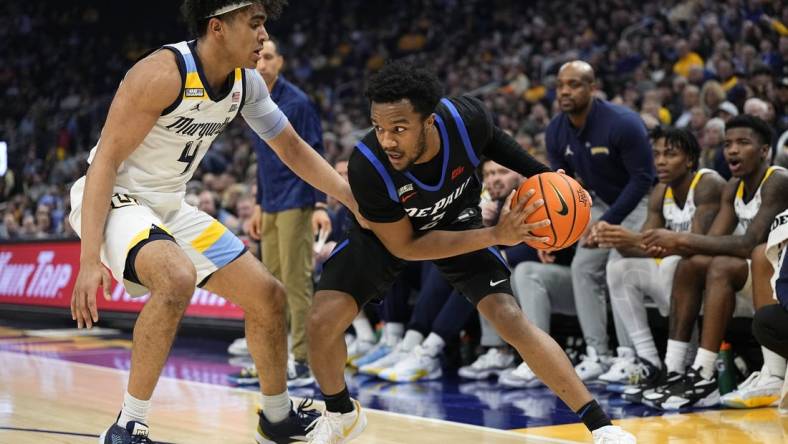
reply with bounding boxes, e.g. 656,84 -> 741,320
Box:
550,182 -> 569,216
489,279 -> 507,286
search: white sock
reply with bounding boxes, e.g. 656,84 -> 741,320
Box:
631,328 -> 661,368
352,315 -> 375,343
118,391 -> 151,426
261,391 -> 291,423
665,340 -> 689,374
421,332 -> 446,356
692,348 -> 718,380
383,322 -> 404,346
400,330 -> 424,352
763,346 -> 787,378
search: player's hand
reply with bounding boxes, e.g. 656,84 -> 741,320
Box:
312,207 -> 332,237
71,260 -> 111,329
248,205 -> 262,240
641,228 -> 681,255
594,221 -> 638,249
579,221 -> 600,248
495,189 -> 550,246
537,249 -> 556,264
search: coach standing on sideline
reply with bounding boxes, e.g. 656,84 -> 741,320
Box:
545,61 -> 655,376
247,37 -> 330,386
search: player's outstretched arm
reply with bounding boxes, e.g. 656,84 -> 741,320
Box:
368,190 -> 549,261
72,51 -> 180,329
242,71 -> 358,218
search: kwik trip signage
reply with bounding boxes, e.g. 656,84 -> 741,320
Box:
0,241 -> 244,319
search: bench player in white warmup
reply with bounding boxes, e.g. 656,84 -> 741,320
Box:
68,1 -> 359,443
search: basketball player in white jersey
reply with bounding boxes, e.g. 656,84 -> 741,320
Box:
640,115 -> 788,410
68,2 -> 359,443
595,126 -> 724,399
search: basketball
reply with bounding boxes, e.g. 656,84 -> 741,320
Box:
510,172 -> 592,250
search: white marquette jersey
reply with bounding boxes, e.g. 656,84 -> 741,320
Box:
662,168 -> 718,233
733,166 -> 786,234
86,41 -> 287,214
766,209 -> 788,299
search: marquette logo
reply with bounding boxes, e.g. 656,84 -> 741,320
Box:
185,88 -> 205,98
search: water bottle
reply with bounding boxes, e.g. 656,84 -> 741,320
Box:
716,341 -> 736,395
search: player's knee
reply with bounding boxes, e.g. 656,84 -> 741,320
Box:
257,278 -> 286,316
306,295 -> 344,341
485,296 -> 523,331
154,266 -> 197,313
706,256 -> 740,283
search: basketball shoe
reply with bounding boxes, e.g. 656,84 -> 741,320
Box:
358,343 -> 410,376
591,425 -> 636,444
227,365 -> 259,386
599,347 -> 638,387
458,347 -> 515,380
499,362 -> 543,388
352,340 -> 394,369
378,345 -> 442,382
288,360 -> 316,388
720,366 -> 783,408
346,338 -> 375,366
574,346 -> 610,382
99,416 -> 153,443
228,337 -> 249,356
306,399 -> 367,444
644,366 -> 719,410
256,399 -> 321,444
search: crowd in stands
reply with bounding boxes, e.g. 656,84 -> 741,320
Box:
2,0 -> 786,242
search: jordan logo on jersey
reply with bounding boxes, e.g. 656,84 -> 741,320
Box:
165,116 -> 231,138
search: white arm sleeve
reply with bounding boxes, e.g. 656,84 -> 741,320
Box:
241,69 -> 289,141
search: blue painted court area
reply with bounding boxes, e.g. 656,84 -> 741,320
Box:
0,320 -> 662,432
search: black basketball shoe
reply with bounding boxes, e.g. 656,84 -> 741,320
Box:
643,366 -> 719,411
256,399 -> 321,444
99,415 -> 154,443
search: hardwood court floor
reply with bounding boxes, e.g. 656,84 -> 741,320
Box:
1,322 -> 787,444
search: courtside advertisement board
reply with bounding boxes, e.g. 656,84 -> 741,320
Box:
0,240 -> 244,320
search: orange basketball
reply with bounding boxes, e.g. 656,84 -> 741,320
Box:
510,172 -> 592,250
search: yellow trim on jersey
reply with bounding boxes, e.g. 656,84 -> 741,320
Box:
183,72 -> 205,99
234,68 -> 241,82
126,228 -> 151,254
736,166 -> 780,199
689,170 -> 705,190
664,186 -> 674,202
191,220 -> 226,253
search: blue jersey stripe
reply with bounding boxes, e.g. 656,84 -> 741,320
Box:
404,114 -> 450,192
440,98 -> 479,167
357,142 -> 399,202
487,247 -> 509,270
327,239 -> 349,261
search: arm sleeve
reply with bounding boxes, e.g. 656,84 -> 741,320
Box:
601,115 -> 655,224
348,152 -> 406,223
240,69 -> 289,141
485,127 -> 552,177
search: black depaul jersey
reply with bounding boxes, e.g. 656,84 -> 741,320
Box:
349,96 -> 549,232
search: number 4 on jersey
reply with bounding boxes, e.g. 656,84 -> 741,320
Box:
178,139 -> 203,175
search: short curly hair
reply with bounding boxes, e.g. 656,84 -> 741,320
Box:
650,125 -> 701,170
181,0 -> 288,37
365,60 -> 443,118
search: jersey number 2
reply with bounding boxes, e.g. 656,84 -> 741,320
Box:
178,140 -> 203,175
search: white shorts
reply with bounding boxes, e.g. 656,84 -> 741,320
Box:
608,255 -> 753,318
69,177 -> 246,296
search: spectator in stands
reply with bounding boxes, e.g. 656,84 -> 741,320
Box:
701,117 -> 732,180
198,190 -> 239,232
674,85 -> 700,128
546,60 -> 654,381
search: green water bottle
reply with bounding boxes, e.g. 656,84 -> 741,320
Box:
716,341 -> 736,395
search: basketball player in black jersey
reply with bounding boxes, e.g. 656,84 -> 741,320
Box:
303,62 -> 636,444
